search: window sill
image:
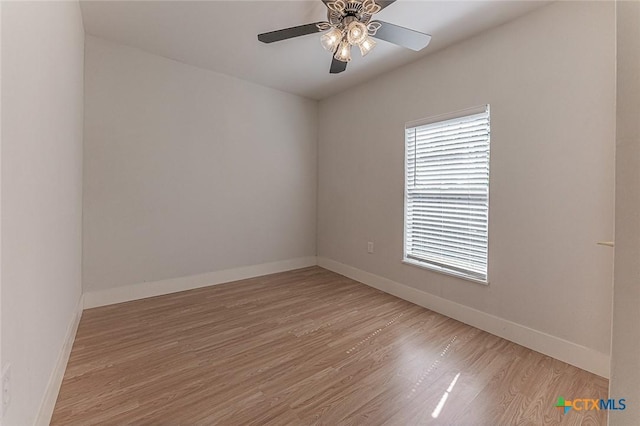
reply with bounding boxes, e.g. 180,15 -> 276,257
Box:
402,258 -> 489,286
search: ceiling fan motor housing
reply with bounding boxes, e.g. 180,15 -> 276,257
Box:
327,0 -> 380,27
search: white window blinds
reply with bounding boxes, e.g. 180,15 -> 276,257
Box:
404,105 -> 490,282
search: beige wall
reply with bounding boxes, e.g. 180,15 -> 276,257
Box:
609,1 -> 640,423
82,36 -> 318,293
1,2 -> 84,424
318,1 -> 615,360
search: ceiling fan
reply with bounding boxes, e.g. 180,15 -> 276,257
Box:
257,0 -> 432,74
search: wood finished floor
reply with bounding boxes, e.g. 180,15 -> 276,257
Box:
52,267 -> 608,425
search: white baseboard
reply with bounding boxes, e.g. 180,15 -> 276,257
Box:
317,257 -> 610,378
34,295 -> 84,426
83,257 -> 318,309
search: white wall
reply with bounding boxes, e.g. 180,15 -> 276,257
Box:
83,36 -> 318,295
609,1 -> 640,423
1,2 -> 84,425
318,1 -> 615,370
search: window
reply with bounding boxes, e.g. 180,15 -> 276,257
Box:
404,105 -> 490,283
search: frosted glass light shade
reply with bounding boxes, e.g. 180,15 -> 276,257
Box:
334,40 -> 352,62
346,22 -> 367,45
359,36 -> 377,57
321,28 -> 343,52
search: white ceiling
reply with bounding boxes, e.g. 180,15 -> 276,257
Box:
80,1 -> 548,100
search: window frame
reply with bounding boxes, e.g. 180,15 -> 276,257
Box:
402,105 -> 491,285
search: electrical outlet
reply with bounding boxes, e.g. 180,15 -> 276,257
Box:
367,241 -> 374,254
2,364 -> 10,417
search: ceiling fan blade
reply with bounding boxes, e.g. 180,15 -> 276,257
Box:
370,20 -> 431,51
258,22 -> 325,43
376,0 -> 398,11
330,57 -> 347,74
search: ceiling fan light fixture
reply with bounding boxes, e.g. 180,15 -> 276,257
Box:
358,36 -> 377,56
257,0 -> 433,75
362,0 -> 381,15
334,40 -> 352,62
346,21 -> 368,45
321,27 -> 343,52
327,0 -> 346,13
367,21 -> 382,36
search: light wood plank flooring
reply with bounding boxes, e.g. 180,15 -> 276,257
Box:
52,267 -> 608,425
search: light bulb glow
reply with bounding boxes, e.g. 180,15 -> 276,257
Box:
358,36 -> 377,57
334,40 -> 352,62
346,22 -> 367,45
320,28 -> 343,52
